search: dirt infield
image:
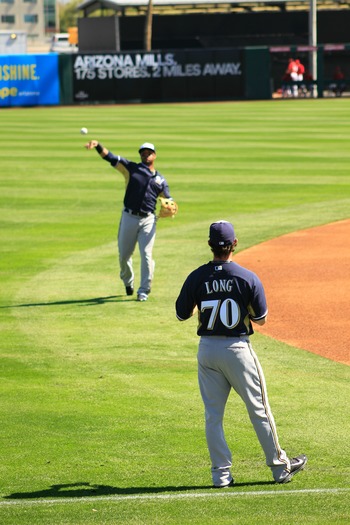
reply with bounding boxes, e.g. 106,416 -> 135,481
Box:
234,219 -> 350,366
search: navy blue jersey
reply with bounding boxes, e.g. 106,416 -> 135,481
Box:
111,156 -> 171,214
176,260 -> 268,337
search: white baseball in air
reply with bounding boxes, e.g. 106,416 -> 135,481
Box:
80,127 -> 88,135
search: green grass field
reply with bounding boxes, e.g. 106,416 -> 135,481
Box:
0,99 -> 349,524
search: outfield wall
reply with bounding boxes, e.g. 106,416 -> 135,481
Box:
59,46 -> 342,105
0,48 -> 271,107
70,49 -> 246,104
1,45 -> 348,107
59,48 -> 266,105
0,54 -> 60,107
60,47 -> 272,104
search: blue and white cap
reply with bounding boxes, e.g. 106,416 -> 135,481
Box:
139,142 -> 156,153
209,221 -> 235,246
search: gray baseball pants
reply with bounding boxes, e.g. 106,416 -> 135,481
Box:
197,336 -> 290,487
118,210 -> 156,295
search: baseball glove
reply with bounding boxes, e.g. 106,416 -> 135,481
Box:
157,197 -> 178,218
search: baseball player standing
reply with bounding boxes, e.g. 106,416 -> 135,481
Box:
175,220 -> 307,487
85,140 -> 174,301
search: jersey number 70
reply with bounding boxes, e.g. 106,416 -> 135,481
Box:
201,299 -> 241,330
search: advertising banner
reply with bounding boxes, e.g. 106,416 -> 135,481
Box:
0,54 -> 59,107
72,49 -> 243,103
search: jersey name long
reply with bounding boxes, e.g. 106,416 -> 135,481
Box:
111,156 -> 171,214
175,260 -> 268,337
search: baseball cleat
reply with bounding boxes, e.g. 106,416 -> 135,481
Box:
125,286 -> 134,296
213,478 -> 235,488
137,293 -> 148,302
276,454 -> 308,484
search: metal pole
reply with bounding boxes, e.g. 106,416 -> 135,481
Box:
309,0 -> 318,97
114,14 -> 120,52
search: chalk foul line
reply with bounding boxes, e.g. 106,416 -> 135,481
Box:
0,487 -> 348,507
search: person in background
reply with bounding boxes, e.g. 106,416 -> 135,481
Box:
295,59 -> 305,82
286,58 -> 299,97
330,66 -> 346,97
303,69 -> 315,96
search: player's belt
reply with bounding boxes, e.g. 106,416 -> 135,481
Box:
124,208 -> 151,218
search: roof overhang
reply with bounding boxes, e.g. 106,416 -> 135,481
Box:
76,0 -> 350,17
77,0 -> 295,16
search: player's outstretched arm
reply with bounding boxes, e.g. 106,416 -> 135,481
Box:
84,140 -> 108,158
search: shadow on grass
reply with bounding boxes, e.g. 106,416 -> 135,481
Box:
0,295 -> 134,309
5,480 -> 275,499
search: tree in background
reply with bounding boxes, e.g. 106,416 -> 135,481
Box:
144,0 -> 153,51
58,0 -> 81,32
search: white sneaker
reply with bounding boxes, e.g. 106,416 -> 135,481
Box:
137,293 -> 148,302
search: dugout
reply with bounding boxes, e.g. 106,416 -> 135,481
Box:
76,0 -> 350,52
270,44 -> 350,98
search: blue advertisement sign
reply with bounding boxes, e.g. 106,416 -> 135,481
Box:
0,54 -> 59,107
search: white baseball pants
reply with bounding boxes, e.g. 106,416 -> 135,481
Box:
118,210 -> 156,295
197,336 -> 290,487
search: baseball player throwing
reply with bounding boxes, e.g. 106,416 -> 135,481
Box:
85,140 -> 174,302
175,220 -> 307,487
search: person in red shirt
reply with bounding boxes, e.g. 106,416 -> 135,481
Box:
331,66 -> 346,96
286,58 -> 299,97
295,59 -> 305,81
303,69 -> 315,96
295,59 -> 306,95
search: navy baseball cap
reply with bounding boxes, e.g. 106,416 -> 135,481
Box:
139,142 -> 156,153
209,221 -> 235,246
